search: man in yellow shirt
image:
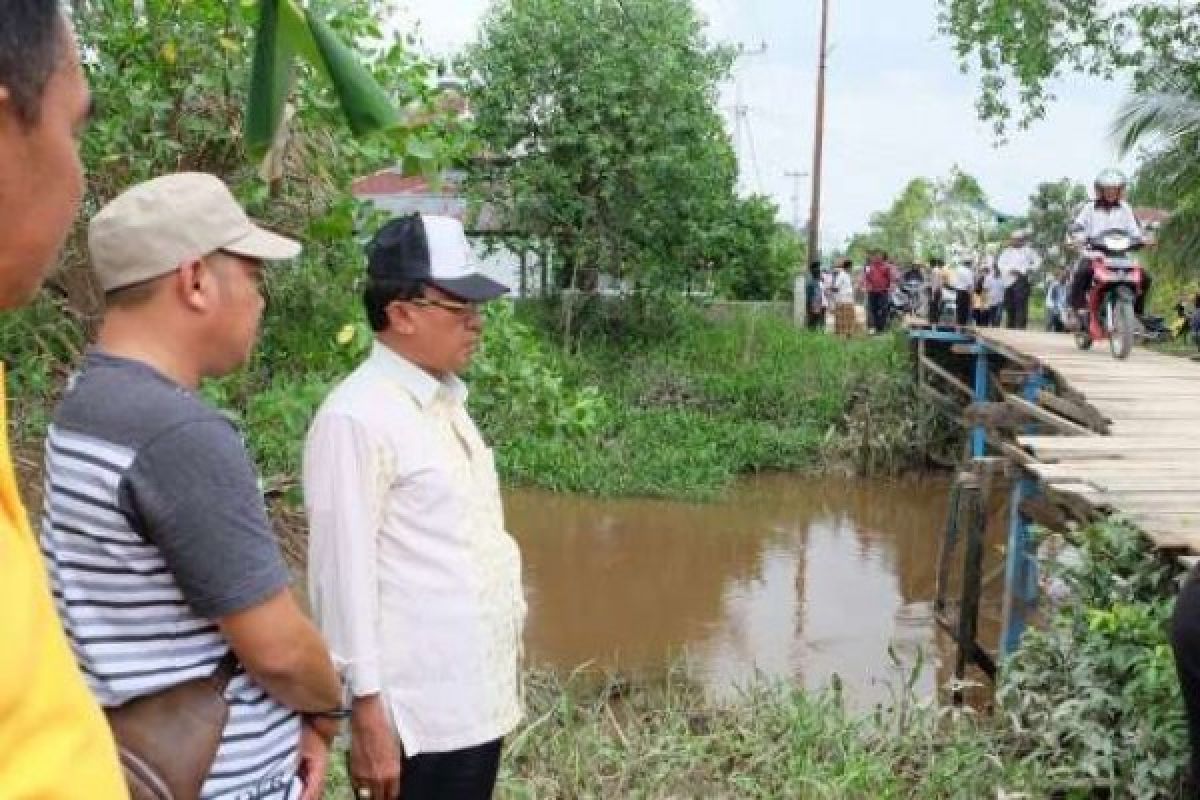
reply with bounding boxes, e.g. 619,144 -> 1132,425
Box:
0,4 -> 127,797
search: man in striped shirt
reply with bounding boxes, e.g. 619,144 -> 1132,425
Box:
41,173 -> 343,799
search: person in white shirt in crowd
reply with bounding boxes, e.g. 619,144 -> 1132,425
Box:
996,229 -> 1039,328
951,258 -> 975,326
831,257 -> 856,336
984,265 -> 1006,327
1045,268 -> 1068,332
304,214 -> 525,800
1067,168 -> 1152,319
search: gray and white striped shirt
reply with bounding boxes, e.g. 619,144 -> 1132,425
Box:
41,351 -> 301,799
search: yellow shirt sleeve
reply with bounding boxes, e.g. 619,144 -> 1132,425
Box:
0,366 -> 128,799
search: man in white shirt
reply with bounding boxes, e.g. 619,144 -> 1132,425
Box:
984,266 -> 1006,326
831,258 -> 856,335
1067,169 -> 1152,317
996,230 -> 1039,329
304,214 -> 525,800
950,259 -> 975,326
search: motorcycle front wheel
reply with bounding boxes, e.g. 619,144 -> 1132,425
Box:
1108,289 -> 1136,360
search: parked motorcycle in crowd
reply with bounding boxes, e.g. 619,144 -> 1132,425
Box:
889,278 -> 929,321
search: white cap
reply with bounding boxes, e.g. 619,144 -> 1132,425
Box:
89,172 -> 301,292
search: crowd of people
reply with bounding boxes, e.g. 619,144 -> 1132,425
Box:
803,233 -> 1046,336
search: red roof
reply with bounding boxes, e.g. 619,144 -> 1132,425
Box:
351,170 -> 461,197
1135,207 -> 1170,226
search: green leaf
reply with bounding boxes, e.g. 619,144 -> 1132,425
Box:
245,0 -> 293,159
303,7 -> 400,136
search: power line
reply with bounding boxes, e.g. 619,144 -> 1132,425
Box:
744,112 -> 765,194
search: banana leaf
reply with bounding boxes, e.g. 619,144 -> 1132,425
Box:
245,0 -> 400,160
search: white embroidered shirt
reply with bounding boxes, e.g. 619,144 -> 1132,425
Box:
303,342 -> 525,756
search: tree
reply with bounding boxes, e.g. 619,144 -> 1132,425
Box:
938,0 -> 1200,136
1026,179 -> 1088,274
55,0 -> 463,318
462,0 -> 738,300
930,167 -> 995,263
710,196 -> 804,301
844,168 -> 996,265
847,178 -> 936,265
1113,91 -> 1200,274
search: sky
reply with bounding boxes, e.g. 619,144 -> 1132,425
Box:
390,0 -> 1134,248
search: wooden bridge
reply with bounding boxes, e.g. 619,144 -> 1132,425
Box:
908,322 -> 1200,694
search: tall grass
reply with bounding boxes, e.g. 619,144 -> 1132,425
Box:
3,282 -> 928,501
323,667 -> 1044,799
489,301 -> 931,499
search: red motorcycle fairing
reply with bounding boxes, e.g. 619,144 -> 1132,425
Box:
1085,256 -> 1144,341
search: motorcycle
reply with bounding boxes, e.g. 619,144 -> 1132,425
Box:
889,278 -> 929,321
1073,228 -> 1146,360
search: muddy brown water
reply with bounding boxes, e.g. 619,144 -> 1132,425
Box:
506,474 -> 1002,708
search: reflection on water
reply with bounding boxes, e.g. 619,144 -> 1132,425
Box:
506,474 -> 990,707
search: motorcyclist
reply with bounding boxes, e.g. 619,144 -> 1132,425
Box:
1066,168 -> 1152,318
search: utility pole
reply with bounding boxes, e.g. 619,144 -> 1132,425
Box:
807,0 -> 830,266
784,170 -> 809,232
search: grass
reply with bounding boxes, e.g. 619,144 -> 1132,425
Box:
2,287 -> 927,502
322,668 -> 1045,799
486,302 -> 929,499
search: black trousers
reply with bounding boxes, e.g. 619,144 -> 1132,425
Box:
867,291 -> 889,331
1069,259 -> 1154,315
954,289 -> 971,326
400,739 -> 503,800
1173,573 -> 1200,791
1004,274 -> 1030,329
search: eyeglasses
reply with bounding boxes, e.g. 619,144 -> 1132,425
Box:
405,297 -> 481,316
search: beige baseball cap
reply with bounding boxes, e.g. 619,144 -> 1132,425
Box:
88,172 -> 302,292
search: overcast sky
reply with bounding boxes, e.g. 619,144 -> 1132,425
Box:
391,0 -> 1132,247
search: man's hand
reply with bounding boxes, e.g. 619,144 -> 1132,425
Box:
349,694 -> 401,800
297,716 -> 338,800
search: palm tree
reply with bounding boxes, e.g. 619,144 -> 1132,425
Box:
1112,90 -> 1200,271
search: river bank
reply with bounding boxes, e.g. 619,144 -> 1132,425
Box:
9,294 -> 1186,797
469,299 -> 936,499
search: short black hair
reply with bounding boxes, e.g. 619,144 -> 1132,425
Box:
0,1 -> 66,126
363,278 -> 424,332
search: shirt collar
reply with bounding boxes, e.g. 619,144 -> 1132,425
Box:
368,340 -> 468,409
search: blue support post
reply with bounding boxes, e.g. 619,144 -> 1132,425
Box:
1000,370 -> 1047,658
971,345 -> 989,458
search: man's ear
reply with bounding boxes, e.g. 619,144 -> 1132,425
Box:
384,301 -> 417,335
177,258 -> 214,312
0,86 -> 17,138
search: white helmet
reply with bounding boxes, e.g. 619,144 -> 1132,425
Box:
1094,168 -> 1127,191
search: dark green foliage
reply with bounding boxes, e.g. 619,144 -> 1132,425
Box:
999,518 -> 1190,798
485,301 -> 926,499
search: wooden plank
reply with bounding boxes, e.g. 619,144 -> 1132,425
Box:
1021,436 -> 1200,449
1030,461 -> 1200,478
1083,479 -> 1200,493
1005,394 -> 1097,437
1099,496 -> 1200,513
918,353 -> 974,398
1036,390 -> 1109,432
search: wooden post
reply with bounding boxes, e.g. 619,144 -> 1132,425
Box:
806,0 -> 830,266
954,478 -> 988,703
934,478 -> 963,613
